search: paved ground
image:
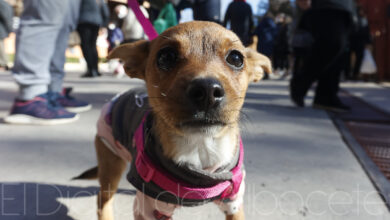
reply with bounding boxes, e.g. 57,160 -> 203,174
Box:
341,81 -> 390,114
0,69 -> 389,220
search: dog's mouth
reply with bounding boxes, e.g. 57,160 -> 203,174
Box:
177,111 -> 226,128
179,119 -> 226,128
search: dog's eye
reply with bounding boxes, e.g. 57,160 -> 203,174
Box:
226,50 -> 244,69
157,47 -> 177,71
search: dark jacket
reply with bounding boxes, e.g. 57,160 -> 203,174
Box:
312,0 -> 354,19
0,0 -> 13,39
350,15 -> 371,48
254,17 -> 277,57
223,1 -> 253,46
192,0 -> 221,23
298,0 -> 355,40
274,23 -> 289,55
78,0 -> 109,27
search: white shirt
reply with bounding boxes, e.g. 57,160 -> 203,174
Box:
121,6 -> 149,41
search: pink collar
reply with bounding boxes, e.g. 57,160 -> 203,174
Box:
133,115 -> 244,200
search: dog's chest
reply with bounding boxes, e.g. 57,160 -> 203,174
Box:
172,133 -> 236,171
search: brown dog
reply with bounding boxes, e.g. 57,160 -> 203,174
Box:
76,21 -> 271,220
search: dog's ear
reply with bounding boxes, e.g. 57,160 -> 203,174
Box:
107,40 -> 150,80
245,48 -> 272,82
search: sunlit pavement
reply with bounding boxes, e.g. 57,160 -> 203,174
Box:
1,68 -> 389,220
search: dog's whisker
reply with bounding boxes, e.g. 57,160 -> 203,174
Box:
147,96 -> 165,99
160,35 -> 173,40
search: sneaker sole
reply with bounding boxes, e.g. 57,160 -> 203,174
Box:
312,104 -> 349,113
65,104 -> 92,113
3,114 -> 80,125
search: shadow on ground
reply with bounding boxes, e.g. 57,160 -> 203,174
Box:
0,182 -> 135,220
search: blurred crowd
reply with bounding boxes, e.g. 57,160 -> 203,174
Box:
0,0 -> 374,125
222,0 -> 373,111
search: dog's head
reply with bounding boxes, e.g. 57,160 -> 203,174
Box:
108,21 -> 271,135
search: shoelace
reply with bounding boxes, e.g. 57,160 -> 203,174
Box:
41,92 -> 62,109
30,93 -> 62,117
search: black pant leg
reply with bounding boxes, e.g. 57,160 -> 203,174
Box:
313,11 -> 350,104
352,45 -> 365,78
89,25 -> 99,72
77,23 -> 100,73
77,24 -> 92,71
294,10 -> 350,104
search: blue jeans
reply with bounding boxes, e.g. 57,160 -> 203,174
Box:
12,0 -> 80,100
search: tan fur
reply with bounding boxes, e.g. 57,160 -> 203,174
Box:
226,207 -> 245,220
95,136 -> 126,220
94,21 -> 272,220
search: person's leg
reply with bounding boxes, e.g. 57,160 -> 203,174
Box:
292,48 -> 303,78
89,25 -> 100,75
49,0 -> 80,92
314,12 -> 349,106
78,23 -> 101,77
281,54 -> 288,71
352,45 -> 364,79
49,21 -> 72,93
48,0 -> 90,113
51,24 -> 91,113
273,53 -> 279,71
344,47 -> 352,79
12,0 -> 67,100
0,40 -> 8,68
290,45 -> 319,107
5,0 -> 80,125
289,12 -> 324,107
77,24 -> 93,73
314,54 -> 343,105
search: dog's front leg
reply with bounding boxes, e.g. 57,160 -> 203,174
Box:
133,191 -> 177,220
95,136 -> 127,220
216,178 -> 246,220
226,207 -> 245,220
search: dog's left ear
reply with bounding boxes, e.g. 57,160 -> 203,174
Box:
245,48 -> 272,82
107,40 -> 150,80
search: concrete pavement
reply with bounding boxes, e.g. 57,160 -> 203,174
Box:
341,81 -> 390,115
0,69 -> 389,220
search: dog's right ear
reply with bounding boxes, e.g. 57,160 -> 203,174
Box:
245,48 -> 272,82
107,40 -> 149,80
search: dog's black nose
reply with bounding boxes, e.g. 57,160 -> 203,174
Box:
186,78 -> 225,110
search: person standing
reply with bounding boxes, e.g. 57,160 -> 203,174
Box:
192,0 -> 221,23
223,0 -> 254,47
77,0 -> 109,78
290,0 -> 312,78
254,13 -> 277,58
290,0 -> 354,111
349,6 -> 371,79
5,0 -> 91,125
273,13 -> 290,76
153,0 -> 177,34
121,0 -> 149,43
0,0 -> 13,71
